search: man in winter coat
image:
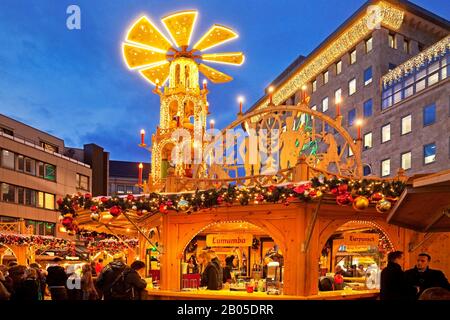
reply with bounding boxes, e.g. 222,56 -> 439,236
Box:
405,253 -> 450,299
380,251 -> 418,300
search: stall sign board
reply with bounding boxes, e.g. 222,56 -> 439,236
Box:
344,233 -> 379,248
206,233 -> 253,247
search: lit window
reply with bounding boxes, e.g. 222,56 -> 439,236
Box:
117,185 -> 125,194
382,124 -> 391,143
1,150 -> 15,169
348,109 -> 356,126
323,71 -> 329,84
403,39 -> 409,53
40,142 -> 58,153
381,159 -> 391,177
37,192 -> 44,208
322,97 -> 329,112
336,61 -> 342,75
76,173 -> 89,191
388,34 -> 396,49
364,67 -> 372,85
401,152 -> 411,170
424,143 -> 436,164
348,78 -> 356,95
335,88 -> 342,103
1,183 -> 15,202
401,115 -> 411,135
364,132 -> 372,149
45,164 -> 56,181
312,80 -> 317,92
44,193 -> 55,210
363,99 -> 373,118
350,49 -> 356,64
423,103 -> 436,126
365,37 -> 373,53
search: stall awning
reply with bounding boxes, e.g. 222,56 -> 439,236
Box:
387,170 -> 450,232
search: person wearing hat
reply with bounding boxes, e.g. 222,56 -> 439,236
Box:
223,255 -> 235,284
46,257 -> 68,300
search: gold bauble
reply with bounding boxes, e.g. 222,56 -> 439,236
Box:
177,199 -> 191,213
376,199 -> 392,213
352,196 -> 369,211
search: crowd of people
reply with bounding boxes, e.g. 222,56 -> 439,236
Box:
0,253 -> 148,300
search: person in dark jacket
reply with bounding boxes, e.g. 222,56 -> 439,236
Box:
8,265 -> 27,301
96,254 -> 147,300
0,265 -> 14,295
198,251 -> 219,290
29,263 -> 46,300
128,260 -> 148,300
223,255 -> 235,284
46,257 -> 68,300
405,253 -> 450,299
21,268 -> 40,301
380,251 -> 418,300
207,249 -> 223,289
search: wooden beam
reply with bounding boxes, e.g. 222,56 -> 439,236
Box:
122,211 -> 160,253
303,197 -> 322,252
408,233 -> 434,252
423,211 -> 445,232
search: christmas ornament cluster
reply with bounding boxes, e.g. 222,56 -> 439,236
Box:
57,177 -> 405,232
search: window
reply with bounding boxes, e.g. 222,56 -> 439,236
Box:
25,157 -> 36,175
1,150 -> 15,169
25,189 -> 36,206
423,103 -> 436,126
323,71 -> 329,84
37,191 -> 54,210
403,39 -> 409,53
348,78 -> 356,95
348,109 -> 356,126
364,132 -> 373,149
401,115 -> 412,135
401,151 -> 412,170
37,162 -> 45,178
312,80 -> 317,93
388,63 -> 397,71
322,97 -> 329,112
44,164 -> 56,181
381,159 -> 391,177
336,61 -> 342,75
0,127 -> 14,136
17,187 -> 25,205
363,165 -> 372,176
1,183 -> 15,202
381,124 -> 391,143
126,186 -> 134,194
364,67 -> 373,85
17,155 -> 25,171
363,99 -> 373,118
40,141 -> 58,153
424,143 -> 436,164
388,33 -> 396,49
117,185 -> 125,194
37,192 -> 44,208
76,173 -> 89,191
365,37 -> 373,53
350,49 -> 356,64
335,88 -> 342,103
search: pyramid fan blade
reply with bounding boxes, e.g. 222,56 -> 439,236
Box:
201,52 -> 245,66
161,10 -> 198,48
122,43 -> 167,69
193,24 -> 238,52
139,61 -> 170,86
126,16 -> 173,51
199,63 -> 233,83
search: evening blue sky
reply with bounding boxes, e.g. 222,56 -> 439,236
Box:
0,0 -> 448,162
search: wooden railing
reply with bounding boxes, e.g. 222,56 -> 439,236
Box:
0,219 -> 32,235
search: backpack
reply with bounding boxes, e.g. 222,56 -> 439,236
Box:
109,268 -> 134,300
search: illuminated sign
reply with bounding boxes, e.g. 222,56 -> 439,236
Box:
343,233 -> 379,247
206,233 -> 252,247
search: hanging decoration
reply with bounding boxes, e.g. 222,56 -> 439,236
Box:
57,178 -> 405,232
0,233 -> 72,250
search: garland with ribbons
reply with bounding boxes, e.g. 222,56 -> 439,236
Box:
57,177 -> 406,232
0,232 -> 73,250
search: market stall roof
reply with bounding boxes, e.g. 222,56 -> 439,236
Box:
387,170 -> 450,232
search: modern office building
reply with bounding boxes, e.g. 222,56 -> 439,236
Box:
0,114 -> 108,238
247,0 -> 449,177
108,160 -> 150,196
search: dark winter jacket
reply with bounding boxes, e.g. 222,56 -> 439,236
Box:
405,267 -> 450,298
211,257 -> 223,289
380,262 -> 417,300
96,261 -> 146,300
201,263 -> 219,290
46,265 -> 68,287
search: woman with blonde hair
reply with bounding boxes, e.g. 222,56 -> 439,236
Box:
197,251 -> 219,290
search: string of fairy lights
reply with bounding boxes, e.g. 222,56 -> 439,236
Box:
57,177 -> 406,233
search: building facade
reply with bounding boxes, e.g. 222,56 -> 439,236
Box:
248,0 -> 449,178
108,160 -> 150,196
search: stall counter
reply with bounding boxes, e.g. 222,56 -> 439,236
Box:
144,288 -> 379,300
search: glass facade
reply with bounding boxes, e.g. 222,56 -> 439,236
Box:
0,148 -> 56,181
423,103 -> 436,126
424,143 -> 436,164
363,99 -> 373,118
382,52 -> 449,109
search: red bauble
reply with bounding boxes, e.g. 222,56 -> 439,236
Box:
127,194 -> 134,201
284,200 -> 290,206
57,198 -> 63,206
308,189 -> 317,197
217,196 -> 224,204
371,192 -> 383,202
90,205 -> 98,212
85,193 -> 92,199
166,200 -> 173,207
294,184 -> 309,194
336,193 -> 353,206
62,216 -> 74,228
338,184 -> 348,194
159,204 -> 168,214
256,194 -> 264,202
101,197 -> 108,203
331,188 -> 339,195
109,206 -> 121,217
